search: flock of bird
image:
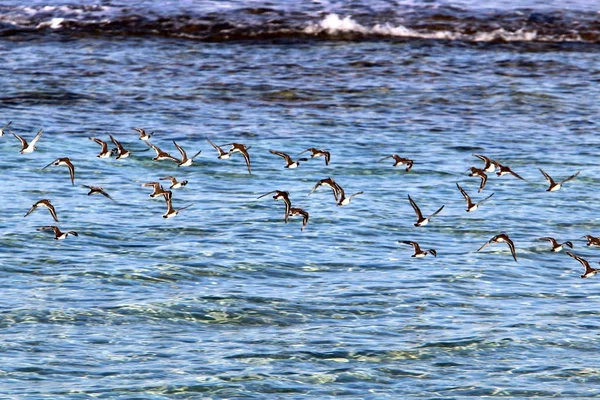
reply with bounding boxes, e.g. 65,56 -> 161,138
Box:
2,120 -> 599,279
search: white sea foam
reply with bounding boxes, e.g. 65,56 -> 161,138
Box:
36,17 -> 65,29
305,13 -> 584,42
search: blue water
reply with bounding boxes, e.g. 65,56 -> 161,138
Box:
1,1 -> 600,398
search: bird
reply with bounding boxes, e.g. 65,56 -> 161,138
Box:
0,121 -> 12,137
225,143 -> 252,174
288,207 -> 309,231
494,161 -> 526,181
13,128 -> 43,154
566,251 -> 599,279
456,183 -> 494,212
336,183 -> 363,206
162,192 -> 193,218
42,157 -> 75,185
269,149 -> 308,169
173,140 -> 201,167
109,135 -> 131,159
133,128 -> 153,141
82,185 -> 115,201
299,147 -> 331,165
160,176 -> 188,189
379,155 -> 414,171
206,138 -> 231,159
37,225 -> 78,240
407,194 -> 444,226
477,233 -> 517,262
142,182 -> 171,198
539,168 -> 580,192
257,190 -> 292,222
89,137 -> 112,158
537,237 -> 573,252
400,241 -> 437,258
308,177 -> 342,201
145,141 -> 180,163
583,235 -> 600,247
24,199 -> 58,222
473,154 -> 498,173
468,167 -> 488,193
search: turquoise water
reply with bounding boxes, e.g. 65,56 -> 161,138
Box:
1,2 -> 600,398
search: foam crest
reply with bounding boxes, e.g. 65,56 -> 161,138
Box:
304,14 -> 368,35
306,13 -> 587,42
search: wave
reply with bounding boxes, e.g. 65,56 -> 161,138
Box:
0,4 -> 599,44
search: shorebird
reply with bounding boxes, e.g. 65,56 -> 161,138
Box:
400,241 -> 437,258
142,182 -> 171,198
473,154 -> 498,173
408,194 -> 444,226
160,176 -> 188,189
89,137 -> 112,158
456,183 -> 494,212
539,168 -> 580,192
225,143 -> 251,174
308,177 -> 342,201
0,121 -> 12,137
206,138 -> 231,159
468,167 -> 488,192
288,207 -> 309,231
133,128 -> 153,141
145,141 -> 180,163
566,251 -> 599,279
257,190 -> 292,222
269,150 -> 308,169
24,199 -> 58,222
537,237 -> 573,252
42,157 -> 75,185
379,155 -> 414,172
173,140 -> 201,167
13,128 -> 43,154
162,192 -> 192,218
109,135 -> 131,159
494,161 -> 526,181
82,185 -> 115,201
583,235 -> 600,247
38,225 -> 78,240
299,147 -> 330,165
336,183 -> 363,206
477,233 -> 517,262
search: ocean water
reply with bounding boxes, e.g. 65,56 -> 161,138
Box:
1,0 -> 600,398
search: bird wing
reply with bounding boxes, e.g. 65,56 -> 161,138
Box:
560,171 -> 580,185
538,168 -> 555,186
30,128 -> 43,146
408,194 -> 423,220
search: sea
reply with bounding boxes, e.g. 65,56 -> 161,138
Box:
1,0 -> 600,398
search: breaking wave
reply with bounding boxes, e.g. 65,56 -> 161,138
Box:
0,4 -> 599,43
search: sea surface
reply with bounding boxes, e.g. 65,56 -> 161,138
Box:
1,0 -> 600,398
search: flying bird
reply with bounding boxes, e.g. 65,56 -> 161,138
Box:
173,140 -> 201,167
456,183 -> 494,212
537,237 -> 573,252
379,155 -> 414,171
82,185 -> 115,201
407,194 -> 444,226
400,241 -> 437,258
38,225 -> 78,240
566,251 -> 599,279
269,149 -> 308,169
42,157 -> 75,185
13,128 -> 43,154
299,147 -> 331,165
24,199 -> 58,222
539,168 -> 580,192
477,233 -> 517,262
